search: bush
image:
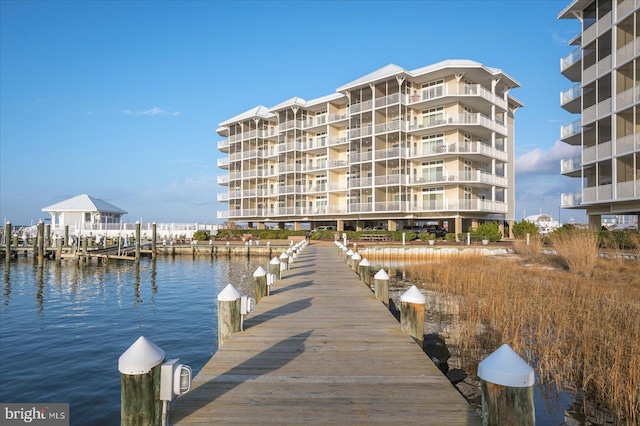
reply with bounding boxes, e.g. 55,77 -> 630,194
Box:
512,219 -> 539,239
192,230 -> 209,241
470,222 -> 502,242
445,233 -> 457,242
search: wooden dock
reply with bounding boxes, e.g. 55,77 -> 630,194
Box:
170,245 -> 481,425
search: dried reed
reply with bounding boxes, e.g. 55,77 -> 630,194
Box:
409,251 -> 640,424
551,229 -> 599,278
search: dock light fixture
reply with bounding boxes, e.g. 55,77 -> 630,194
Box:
160,358 -> 193,425
240,295 -> 256,331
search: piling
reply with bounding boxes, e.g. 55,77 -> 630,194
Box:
279,252 -> 289,271
55,238 -> 62,264
253,266 -> 268,304
37,221 -> 45,265
44,224 -> 51,248
351,252 -> 361,273
118,336 -> 165,426
217,284 -> 242,348
151,223 -> 157,259
477,343 -> 535,426
269,256 -> 281,280
64,225 -> 69,247
358,258 -> 371,285
373,269 -> 390,305
4,222 -> 11,260
345,249 -> 354,267
82,236 -> 88,261
135,222 -> 141,263
399,285 -> 426,346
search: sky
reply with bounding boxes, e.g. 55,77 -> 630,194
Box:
0,0 -> 585,226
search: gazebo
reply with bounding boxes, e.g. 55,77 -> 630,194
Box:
42,194 -> 127,231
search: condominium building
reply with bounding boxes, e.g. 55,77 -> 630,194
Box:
216,60 -> 521,234
559,0 -> 640,227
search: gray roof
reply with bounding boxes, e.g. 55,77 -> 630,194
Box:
42,194 -> 127,214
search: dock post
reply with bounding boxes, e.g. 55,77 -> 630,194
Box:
269,256 -> 281,280
82,237 -> 88,261
359,258 -> 371,285
37,220 -> 45,265
279,252 -> 289,271
253,266 -> 268,303
44,224 -> 51,249
64,225 -> 69,247
351,252 -> 361,273
55,237 -> 63,264
345,249 -> 354,267
4,222 -> 11,261
373,269 -> 390,305
226,241 -> 230,258
218,284 -> 242,348
118,336 -> 165,426
477,344 -> 535,426
399,285 -> 425,346
135,222 -> 141,263
151,223 -> 157,259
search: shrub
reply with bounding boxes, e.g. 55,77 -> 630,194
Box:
470,222 -> 502,242
445,233 -> 457,242
192,230 -> 209,241
512,219 -> 539,239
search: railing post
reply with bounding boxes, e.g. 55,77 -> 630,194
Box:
118,336 -> 165,426
477,344 -> 535,426
400,285 -> 425,346
373,269 -> 389,305
253,266 -> 268,303
217,284 -> 242,348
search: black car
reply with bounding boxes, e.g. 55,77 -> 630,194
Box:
424,225 -> 447,238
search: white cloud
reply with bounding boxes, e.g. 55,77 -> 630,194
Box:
120,107 -> 180,116
515,140 -> 579,175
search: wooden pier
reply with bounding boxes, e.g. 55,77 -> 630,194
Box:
170,245 -> 481,425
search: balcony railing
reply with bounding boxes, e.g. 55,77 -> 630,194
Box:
561,156 -> 582,174
561,47 -> 582,72
616,85 -> 640,112
412,83 -> 507,110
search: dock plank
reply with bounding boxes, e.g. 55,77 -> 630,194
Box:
170,245 -> 480,425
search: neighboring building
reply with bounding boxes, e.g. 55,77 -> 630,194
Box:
559,0 -> 640,228
42,194 -> 127,231
524,214 -> 561,234
216,60 -> 522,234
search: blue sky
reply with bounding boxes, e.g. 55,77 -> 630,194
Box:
1,0 -> 584,226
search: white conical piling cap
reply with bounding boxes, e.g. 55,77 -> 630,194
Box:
346,249 -> 354,256
253,266 -> 267,277
270,257 -> 280,264
400,285 -> 426,304
218,283 -> 242,301
286,248 -> 293,254
477,343 -> 535,387
374,269 -> 389,280
279,252 -> 288,259
359,258 -> 370,267
118,336 -> 165,374
352,252 -> 362,260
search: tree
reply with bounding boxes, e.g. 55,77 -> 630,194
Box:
512,219 -> 539,239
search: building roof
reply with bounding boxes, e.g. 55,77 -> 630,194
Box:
42,194 -> 127,214
219,105 -> 275,126
336,64 -> 408,92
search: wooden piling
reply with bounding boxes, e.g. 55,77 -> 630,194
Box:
477,344 -> 535,426
351,252 -> 361,273
118,336 -> 165,426
4,222 -> 11,261
359,258 -> 371,285
151,223 -> 157,259
373,269 -> 390,305
135,222 -> 141,263
279,252 -> 289,271
399,285 -> 425,346
37,221 -> 45,265
217,284 -> 242,348
64,225 -> 69,247
55,238 -> 62,264
269,257 -> 281,280
253,266 -> 268,304
44,224 -> 51,249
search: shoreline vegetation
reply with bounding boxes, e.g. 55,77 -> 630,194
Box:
406,230 -> 639,425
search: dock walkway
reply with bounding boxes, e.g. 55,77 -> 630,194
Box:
170,245 -> 481,425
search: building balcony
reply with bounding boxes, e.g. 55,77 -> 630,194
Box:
560,119 -> 582,145
582,10 -> 612,46
561,192 -> 582,208
617,0 -> 639,23
583,54 -> 612,85
582,97 -> 612,125
218,140 -> 230,152
582,141 -> 612,164
615,85 -> 640,112
217,158 -> 229,168
408,113 -> 507,137
409,83 -> 508,111
560,83 -> 582,114
217,175 -> 229,186
617,133 -> 640,155
560,156 -> 582,177
561,47 -> 582,82
616,38 -> 640,67
217,193 -> 228,202
408,140 -> 508,162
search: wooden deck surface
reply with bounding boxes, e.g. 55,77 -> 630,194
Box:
170,245 -> 481,425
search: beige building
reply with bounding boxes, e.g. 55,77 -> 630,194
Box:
559,0 -> 640,227
216,60 -> 522,234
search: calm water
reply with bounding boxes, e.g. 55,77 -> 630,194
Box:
0,256 -> 264,425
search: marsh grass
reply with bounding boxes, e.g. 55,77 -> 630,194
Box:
512,235 -> 544,263
409,246 -> 640,424
551,229 -> 599,278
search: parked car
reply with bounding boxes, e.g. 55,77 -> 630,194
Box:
424,225 -> 447,238
312,226 -> 335,232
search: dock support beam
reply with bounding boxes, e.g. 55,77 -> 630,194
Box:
135,222 -> 141,263
217,284 -> 242,348
399,285 -> 425,346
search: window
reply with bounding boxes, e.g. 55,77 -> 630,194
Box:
422,107 -> 445,127
422,133 -> 444,154
84,213 -> 91,222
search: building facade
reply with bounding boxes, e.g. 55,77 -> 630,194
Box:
216,60 -> 521,234
559,0 -> 640,227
